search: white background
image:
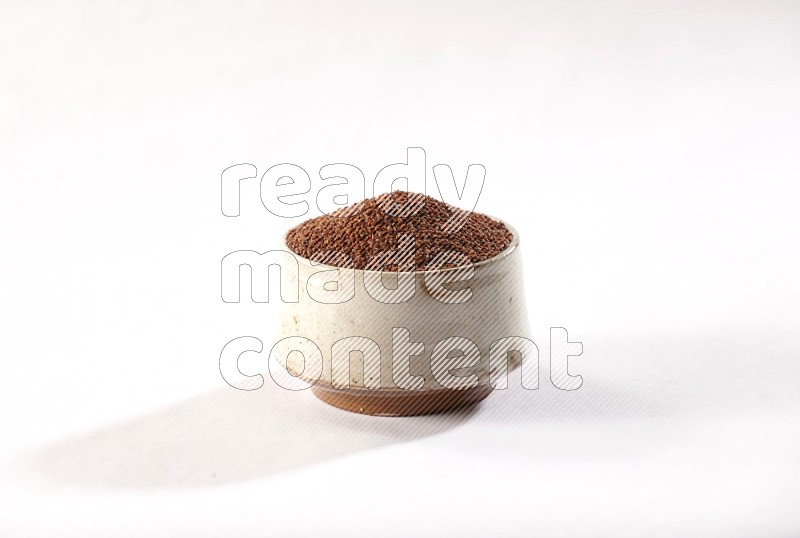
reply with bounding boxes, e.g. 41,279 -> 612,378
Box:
1,1 -> 799,536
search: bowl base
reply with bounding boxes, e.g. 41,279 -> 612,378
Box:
311,383 -> 493,416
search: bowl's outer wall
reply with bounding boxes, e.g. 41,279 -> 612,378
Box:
277,243 -> 532,391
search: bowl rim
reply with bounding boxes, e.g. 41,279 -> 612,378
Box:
282,214 -> 520,276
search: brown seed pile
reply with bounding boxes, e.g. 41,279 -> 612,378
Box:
285,191 -> 513,271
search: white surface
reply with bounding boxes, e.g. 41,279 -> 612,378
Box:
1,1 -> 799,536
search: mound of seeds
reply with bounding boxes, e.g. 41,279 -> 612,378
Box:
285,191 -> 513,271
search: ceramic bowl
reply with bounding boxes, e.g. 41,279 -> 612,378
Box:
276,221 -> 531,416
